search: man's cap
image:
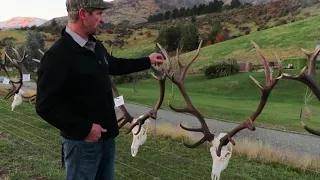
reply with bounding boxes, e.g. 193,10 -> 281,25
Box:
66,0 -> 113,12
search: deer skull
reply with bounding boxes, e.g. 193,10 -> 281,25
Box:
210,133 -> 233,180
11,89 -> 25,111
131,115 -> 149,157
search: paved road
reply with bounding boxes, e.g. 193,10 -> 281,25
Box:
115,103 -> 320,157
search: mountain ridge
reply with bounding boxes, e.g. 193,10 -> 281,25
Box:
0,17 -> 48,29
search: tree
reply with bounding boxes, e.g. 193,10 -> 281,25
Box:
155,25 -> 180,52
164,11 -> 171,20
230,0 -> 241,9
208,20 -> 222,43
24,30 -> 45,72
191,15 -> 197,23
179,22 -> 199,51
4,40 -> 15,67
179,8 -> 186,17
172,8 -> 179,19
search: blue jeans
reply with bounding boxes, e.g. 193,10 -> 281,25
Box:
61,137 -> 116,180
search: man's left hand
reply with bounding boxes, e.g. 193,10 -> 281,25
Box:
149,53 -> 164,65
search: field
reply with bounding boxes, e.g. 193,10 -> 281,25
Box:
0,97 -> 319,180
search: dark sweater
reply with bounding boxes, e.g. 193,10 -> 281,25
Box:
35,29 -> 151,140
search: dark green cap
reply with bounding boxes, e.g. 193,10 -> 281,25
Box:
66,0 -> 113,12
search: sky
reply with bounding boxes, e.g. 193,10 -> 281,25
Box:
0,0 -> 113,21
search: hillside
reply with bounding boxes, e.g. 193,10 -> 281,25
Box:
42,0 -> 273,27
0,17 -> 47,29
179,14 -> 320,73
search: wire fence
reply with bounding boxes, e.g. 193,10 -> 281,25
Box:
0,98 -> 319,180
0,100 -> 212,180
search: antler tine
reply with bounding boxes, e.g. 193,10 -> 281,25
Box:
11,47 -> 27,63
110,80 -> 134,129
127,44 -> 172,135
4,52 -> 21,83
1,55 -> 16,99
176,43 -> 184,69
301,122 -> 320,136
32,49 -> 45,63
251,41 -> 272,83
183,40 -> 203,78
38,49 -> 45,55
5,52 -> 16,65
280,47 -> 320,100
11,47 -> 21,63
217,41 -> 282,157
163,40 -> 214,148
156,43 -> 172,75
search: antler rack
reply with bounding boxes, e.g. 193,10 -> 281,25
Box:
4,48 -> 36,101
126,45 -> 172,135
217,41 -> 283,156
160,40 -> 216,148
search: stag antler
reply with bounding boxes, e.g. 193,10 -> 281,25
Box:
4,49 -> 36,101
277,47 -> 320,136
111,81 -> 135,129
301,122 -> 320,136
0,56 -> 15,97
4,50 -> 24,99
108,46 -> 135,129
126,44 -> 172,135
279,47 -> 320,101
161,40 -> 215,148
217,41 -> 283,156
32,49 -> 45,63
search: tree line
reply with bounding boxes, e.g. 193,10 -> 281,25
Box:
148,0 -> 245,23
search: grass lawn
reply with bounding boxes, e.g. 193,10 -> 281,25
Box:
0,98 -> 319,180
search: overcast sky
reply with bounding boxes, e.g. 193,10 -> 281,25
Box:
0,0 -> 113,21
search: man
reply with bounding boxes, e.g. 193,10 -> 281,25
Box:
35,0 -> 164,179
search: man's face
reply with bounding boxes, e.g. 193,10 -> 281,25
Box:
82,9 -> 104,35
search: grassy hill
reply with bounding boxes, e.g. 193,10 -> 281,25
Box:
179,14 -> 320,73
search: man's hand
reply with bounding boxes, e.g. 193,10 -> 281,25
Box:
85,123 -> 107,142
149,53 -> 164,65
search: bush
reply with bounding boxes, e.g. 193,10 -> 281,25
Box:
204,59 -> 239,79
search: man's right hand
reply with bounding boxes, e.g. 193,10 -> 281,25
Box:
85,123 -> 107,142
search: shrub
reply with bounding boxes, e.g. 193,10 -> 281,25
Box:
204,59 -> 239,79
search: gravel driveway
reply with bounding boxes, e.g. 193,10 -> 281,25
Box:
115,103 -> 320,157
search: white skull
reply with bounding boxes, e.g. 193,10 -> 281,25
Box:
131,115 -> 149,157
18,89 -> 25,95
210,133 -> 233,180
11,93 -> 22,111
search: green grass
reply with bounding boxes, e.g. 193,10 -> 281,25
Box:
115,70 -> 320,133
0,98 -> 319,180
